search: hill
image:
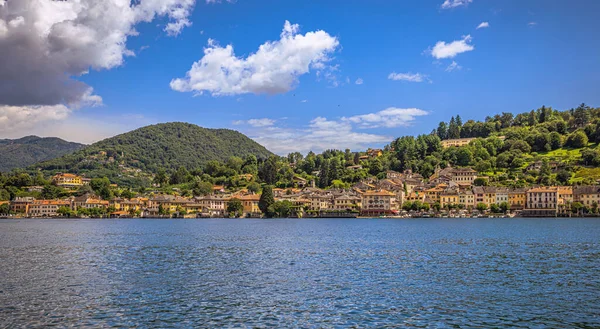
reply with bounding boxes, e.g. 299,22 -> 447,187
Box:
0,136 -> 84,172
32,122 -> 273,184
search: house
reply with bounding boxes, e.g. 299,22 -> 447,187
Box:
28,200 -> 72,217
425,185 -> 445,203
239,194 -> 261,216
558,186 -> 573,215
52,173 -> 83,189
523,187 -> 558,217
367,149 -> 383,158
237,174 -> 253,181
307,194 -> 333,211
430,166 -> 478,186
441,138 -> 476,148
440,189 -> 460,208
293,176 -> 308,187
526,161 -> 561,172
10,197 -> 35,214
508,188 -> 528,210
194,195 -> 230,217
333,194 -> 361,211
473,186 -> 497,206
148,194 -> 193,213
574,186 -> 600,207
360,190 -> 397,216
495,188 -> 510,205
358,155 -> 369,161
405,191 -> 426,203
458,190 -> 475,209
347,165 -> 363,171
386,170 -> 402,180
25,186 -> 44,193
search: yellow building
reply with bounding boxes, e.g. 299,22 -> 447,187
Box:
441,138 -> 476,148
440,191 -> 459,207
239,194 -> 261,215
425,185 -> 445,203
52,173 -> 83,189
508,188 -> 527,210
524,187 -> 558,216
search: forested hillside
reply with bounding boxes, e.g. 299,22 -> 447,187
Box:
0,136 -> 84,172
31,123 -> 273,186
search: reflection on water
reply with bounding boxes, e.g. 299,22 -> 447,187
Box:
1,218 -> 599,327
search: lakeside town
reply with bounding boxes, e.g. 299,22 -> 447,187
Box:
2,165 -> 600,219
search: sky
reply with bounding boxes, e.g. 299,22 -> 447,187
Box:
1,0 -> 599,154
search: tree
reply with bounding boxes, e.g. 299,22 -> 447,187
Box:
170,166 -> 192,185
565,130 -> 589,148
473,178 -> 488,186
154,168 -> 169,186
0,203 -> 10,215
259,185 -> 275,217
549,132 -> 563,150
499,202 -> 510,213
556,170 -> 571,185
259,156 -> 279,184
227,198 -> 244,217
158,204 -> 171,216
42,184 -> 64,199
455,148 -> 473,166
490,203 -> 500,213
272,200 -> 293,218
193,181 -> 213,196
90,177 -> 113,200
57,206 -> 74,217
437,122 -> 448,140
476,203 -> 488,212
573,103 -> 591,127
0,189 -> 10,201
247,182 -> 261,194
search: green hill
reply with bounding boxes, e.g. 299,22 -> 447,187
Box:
0,136 -> 84,172
33,122 -> 273,184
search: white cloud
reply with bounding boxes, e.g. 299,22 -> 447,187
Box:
441,0 -> 472,9
233,118 -> 276,127
236,108 -> 430,154
445,61 -> 462,72
0,0 -> 198,109
301,100 -> 308,103
355,78 -> 364,85
430,35 -> 474,59
0,105 -> 71,132
170,20 -> 340,96
476,22 -> 489,29
388,72 -> 427,82
528,22 -> 537,27
342,108 -> 429,128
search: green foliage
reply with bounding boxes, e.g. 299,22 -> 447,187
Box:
32,123 -> 273,185
272,200 -> 293,218
259,156 -> 279,185
90,177 -> 113,200
227,198 -> 243,217
476,203 -> 488,212
0,136 -> 84,172
565,130 -> 589,148
473,178 -> 488,186
192,180 -> 213,196
57,206 -> 74,217
258,185 -> 275,216
247,182 -> 261,193
0,203 -> 10,214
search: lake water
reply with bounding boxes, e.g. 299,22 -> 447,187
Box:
1,218 -> 599,328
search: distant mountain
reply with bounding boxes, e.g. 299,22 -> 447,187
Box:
0,136 -> 85,172
33,122 -> 273,183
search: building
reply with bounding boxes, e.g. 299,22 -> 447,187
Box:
367,149 -> 383,158
360,190 -> 397,216
495,188 -> 509,205
573,186 -> 600,207
473,186 -> 497,207
10,197 -> 35,214
28,200 -> 72,217
441,138 -> 476,148
333,194 -> 361,211
239,194 -> 261,216
149,194 -> 193,213
508,188 -> 527,210
52,173 -> 83,189
458,190 -> 475,209
440,190 -> 459,208
523,187 -> 558,217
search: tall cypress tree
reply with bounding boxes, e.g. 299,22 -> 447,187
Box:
259,185 -> 275,216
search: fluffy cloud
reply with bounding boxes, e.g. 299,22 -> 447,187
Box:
342,108 -> 429,128
528,22 -> 537,27
235,108 -> 429,154
170,21 -> 340,96
476,22 -> 489,29
355,78 -> 364,85
0,0 -> 198,110
445,61 -> 462,72
388,72 -> 427,82
430,35 -> 474,59
441,0 -> 473,9
0,105 -> 71,132
233,118 -> 275,127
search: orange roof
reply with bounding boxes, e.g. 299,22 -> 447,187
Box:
239,194 -> 261,201
54,173 -> 79,178
363,190 -> 394,196
32,200 -> 71,206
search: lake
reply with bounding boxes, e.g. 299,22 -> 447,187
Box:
1,218 -> 599,327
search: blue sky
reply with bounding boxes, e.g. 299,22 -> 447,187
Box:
1,0 -> 599,154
